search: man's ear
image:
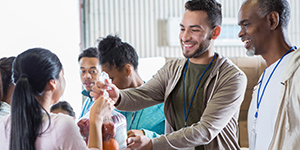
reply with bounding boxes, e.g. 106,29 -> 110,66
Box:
124,64 -> 132,76
268,11 -> 279,30
211,25 -> 221,40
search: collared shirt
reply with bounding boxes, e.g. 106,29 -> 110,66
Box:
79,90 -> 94,119
248,52 -> 293,150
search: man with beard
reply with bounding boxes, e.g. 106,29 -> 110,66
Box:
238,0 -> 299,149
91,0 -> 247,149
78,47 -> 100,119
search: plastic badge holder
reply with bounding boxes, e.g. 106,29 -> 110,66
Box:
77,72 -> 127,150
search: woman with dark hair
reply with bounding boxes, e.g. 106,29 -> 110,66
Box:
0,48 -> 114,150
0,56 -> 16,119
50,101 -> 76,119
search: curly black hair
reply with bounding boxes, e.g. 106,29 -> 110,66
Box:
97,35 -> 139,71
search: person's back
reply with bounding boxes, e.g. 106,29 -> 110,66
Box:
98,35 -> 165,138
0,57 -> 15,119
0,48 -> 113,150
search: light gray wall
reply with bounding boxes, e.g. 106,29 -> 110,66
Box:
80,0 -> 300,58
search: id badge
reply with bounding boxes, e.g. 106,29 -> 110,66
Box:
249,118 -> 257,150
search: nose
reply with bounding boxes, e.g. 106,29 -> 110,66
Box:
238,27 -> 244,38
83,72 -> 92,79
181,30 -> 191,42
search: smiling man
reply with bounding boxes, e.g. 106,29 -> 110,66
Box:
238,0 -> 300,149
91,0 -> 247,149
78,47 -> 100,119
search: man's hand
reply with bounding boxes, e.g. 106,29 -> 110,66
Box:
126,136 -> 152,150
90,79 -> 120,103
127,130 -> 145,138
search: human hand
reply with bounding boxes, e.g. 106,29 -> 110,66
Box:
89,96 -> 114,122
127,130 -> 145,138
90,79 -> 120,104
126,136 -> 152,150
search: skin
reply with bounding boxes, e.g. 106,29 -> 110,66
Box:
238,0 -> 292,67
101,63 -> 143,90
101,63 -> 145,138
79,57 -> 101,92
91,9 -> 221,150
180,10 -> 220,64
35,69 -> 114,149
36,70 -> 66,112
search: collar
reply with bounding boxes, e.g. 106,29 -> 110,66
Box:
81,89 -> 91,98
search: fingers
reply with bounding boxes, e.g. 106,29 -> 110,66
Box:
90,96 -> 114,119
127,130 -> 136,138
126,136 -> 141,146
105,97 -> 115,111
90,80 -> 114,100
127,130 -> 144,138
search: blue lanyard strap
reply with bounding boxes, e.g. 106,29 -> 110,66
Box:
125,111 -> 137,130
255,46 -> 297,118
183,52 -> 216,127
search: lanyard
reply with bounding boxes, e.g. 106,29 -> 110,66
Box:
183,52 -> 216,127
255,46 -> 297,119
125,111 -> 137,130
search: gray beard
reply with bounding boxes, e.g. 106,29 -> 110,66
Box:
246,49 -> 255,56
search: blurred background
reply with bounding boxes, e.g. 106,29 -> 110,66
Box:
1,1 -> 299,147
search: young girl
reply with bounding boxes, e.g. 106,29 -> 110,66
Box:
0,48 -> 114,150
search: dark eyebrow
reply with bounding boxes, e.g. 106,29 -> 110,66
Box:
80,66 -> 97,69
89,66 -> 97,69
238,19 -> 247,26
180,23 -> 202,29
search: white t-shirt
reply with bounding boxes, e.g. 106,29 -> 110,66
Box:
248,52 -> 293,150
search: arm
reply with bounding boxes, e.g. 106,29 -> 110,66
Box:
116,60 -> 176,111
126,68 -> 247,150
151,71 -> 247,149
88,96 -> 114,149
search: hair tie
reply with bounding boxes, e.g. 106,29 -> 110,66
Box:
20,73 -> 29,79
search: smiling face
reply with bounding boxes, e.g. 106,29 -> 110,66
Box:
179,10 -> 213,59
238,1 -> 270,56
79,57 -> 100,92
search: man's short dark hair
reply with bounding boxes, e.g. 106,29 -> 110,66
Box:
244,0 -> 290,29
78,47 -> 98,62
97,35 -> 139,71
185,0 -> 222,29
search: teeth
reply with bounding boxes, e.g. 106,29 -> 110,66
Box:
244,39 -> 251,44
182,42 -> 193,47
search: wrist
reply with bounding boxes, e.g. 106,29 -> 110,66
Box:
114,94 -> 121,106
89,115 -> 104,125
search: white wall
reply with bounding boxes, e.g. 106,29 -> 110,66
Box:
0,0 -> 82,119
